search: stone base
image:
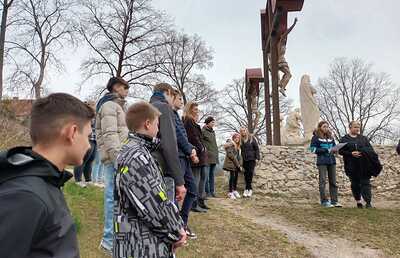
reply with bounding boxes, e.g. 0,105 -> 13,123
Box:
254,145 -> 400,198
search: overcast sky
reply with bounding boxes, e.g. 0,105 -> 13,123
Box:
51,0 -> 400,106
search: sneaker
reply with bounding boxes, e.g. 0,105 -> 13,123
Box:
357,203 -> 363,209
191,206 -> 207,213
233,191 -> 241,198
243,190 -> 249,197
185,226 -> 198,240
248,190 -> 253,197
321,201 -> 334,208
228,192 -> 236,200
333,203 -> 342,208
76,181 -> 87,188
99,241 -> 112,257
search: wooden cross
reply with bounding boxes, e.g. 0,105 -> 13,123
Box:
261,0 -> 304,145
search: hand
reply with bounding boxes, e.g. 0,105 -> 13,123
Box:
172,228 -> 187,252
352,151 -> 362,158
191,155 -> 199,164
175,185 -> 187,202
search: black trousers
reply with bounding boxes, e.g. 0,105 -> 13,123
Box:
349,176 -> 372,204
228,169 -> 239,192
243,160 -> 256,190
73,140 -> 96,182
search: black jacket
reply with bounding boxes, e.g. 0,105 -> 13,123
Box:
150,92 -> 184,186
0,147 -> 79,258
339,134 -> 382,178
240,137 -> 260,162
183,117 -> 208,167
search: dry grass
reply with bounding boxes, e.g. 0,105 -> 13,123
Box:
239,195 -> 400,257
64,180 -> 311,258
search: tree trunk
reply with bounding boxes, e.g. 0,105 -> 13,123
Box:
0,1 -> 10,100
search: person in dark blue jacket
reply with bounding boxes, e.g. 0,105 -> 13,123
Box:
310,121 -> 342,208
172,90 -> 201,239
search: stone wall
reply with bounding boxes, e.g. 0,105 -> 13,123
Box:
254,145 -> 400,197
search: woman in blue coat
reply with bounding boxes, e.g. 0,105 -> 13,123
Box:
310,121 -> 342,208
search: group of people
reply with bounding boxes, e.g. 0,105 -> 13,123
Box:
310,120 -> 382,209
0,75 -> 388,258
222,128 -> 260,200
93,79 -> 221,257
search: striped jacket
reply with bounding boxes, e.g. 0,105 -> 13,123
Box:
113,133 -> 184,258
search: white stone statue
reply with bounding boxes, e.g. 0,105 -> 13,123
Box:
280,113 -> 286,145
283,108 -> 303,145
299,75 -> 320,143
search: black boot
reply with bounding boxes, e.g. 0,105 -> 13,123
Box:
198,199 -> 210,210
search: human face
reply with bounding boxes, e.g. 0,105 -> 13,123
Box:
173,95 -> 184,110
208,120 -> 216,128
240,127 -> 248,137
145,117 -> 159,138
233,135 -> 240,144
350,122 -> 361,135
121,86 -> 129,98
64,121 -> 92,166
113,83 -> 127,98
320,123 -> 329,134
192,106 -> 200,122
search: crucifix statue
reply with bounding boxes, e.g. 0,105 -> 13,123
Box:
269,17 -> 298,97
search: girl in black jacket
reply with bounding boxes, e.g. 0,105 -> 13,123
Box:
239,127 -> 260,198
339,121 -> 375,208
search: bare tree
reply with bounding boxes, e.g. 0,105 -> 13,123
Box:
316,57 -> 400,142
79,0 -> 169,93
155,30 -> 213,104
0,0 -> 15,99
217,78 -> 292,143
6,0 -> 74,98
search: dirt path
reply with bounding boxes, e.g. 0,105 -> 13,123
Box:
216,198 -> 387,258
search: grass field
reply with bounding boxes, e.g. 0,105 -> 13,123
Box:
64,177 -> 400,257
239,196 -> 400,257
64,181 -> 311,258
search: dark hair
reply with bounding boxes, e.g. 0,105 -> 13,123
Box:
349,120 -> 360,128
316,121 -> 332,139
30,93 -> 95,145
126,101 -> 161,131
153,83 -> 174,94
106,77 -> 129,92
204,116 -> 215,124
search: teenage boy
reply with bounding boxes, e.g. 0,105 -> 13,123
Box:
96,77 -> 130,253
0,93 -> 95,258
150,83 -> 186,202
114,101 -> 187,258
171,90 -> 200,239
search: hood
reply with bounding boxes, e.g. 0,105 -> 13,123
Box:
0,147 -> 72,187
96,93 -> 118,113
224,142 -> 235,149
150,91 -> 168,104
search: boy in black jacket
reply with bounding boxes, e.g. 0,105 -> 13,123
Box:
0,93 -> 95,258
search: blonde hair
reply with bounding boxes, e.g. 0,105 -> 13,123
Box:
183,101 -> 198,121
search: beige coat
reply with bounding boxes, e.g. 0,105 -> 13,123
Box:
96,96 -> 128,164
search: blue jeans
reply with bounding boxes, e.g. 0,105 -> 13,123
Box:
180,158 -> 197,225
205,164 -> 217,195
92,150 -> 104,183
101,163 -> 115,250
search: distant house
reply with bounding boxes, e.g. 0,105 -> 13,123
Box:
1,97 -> 33,121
